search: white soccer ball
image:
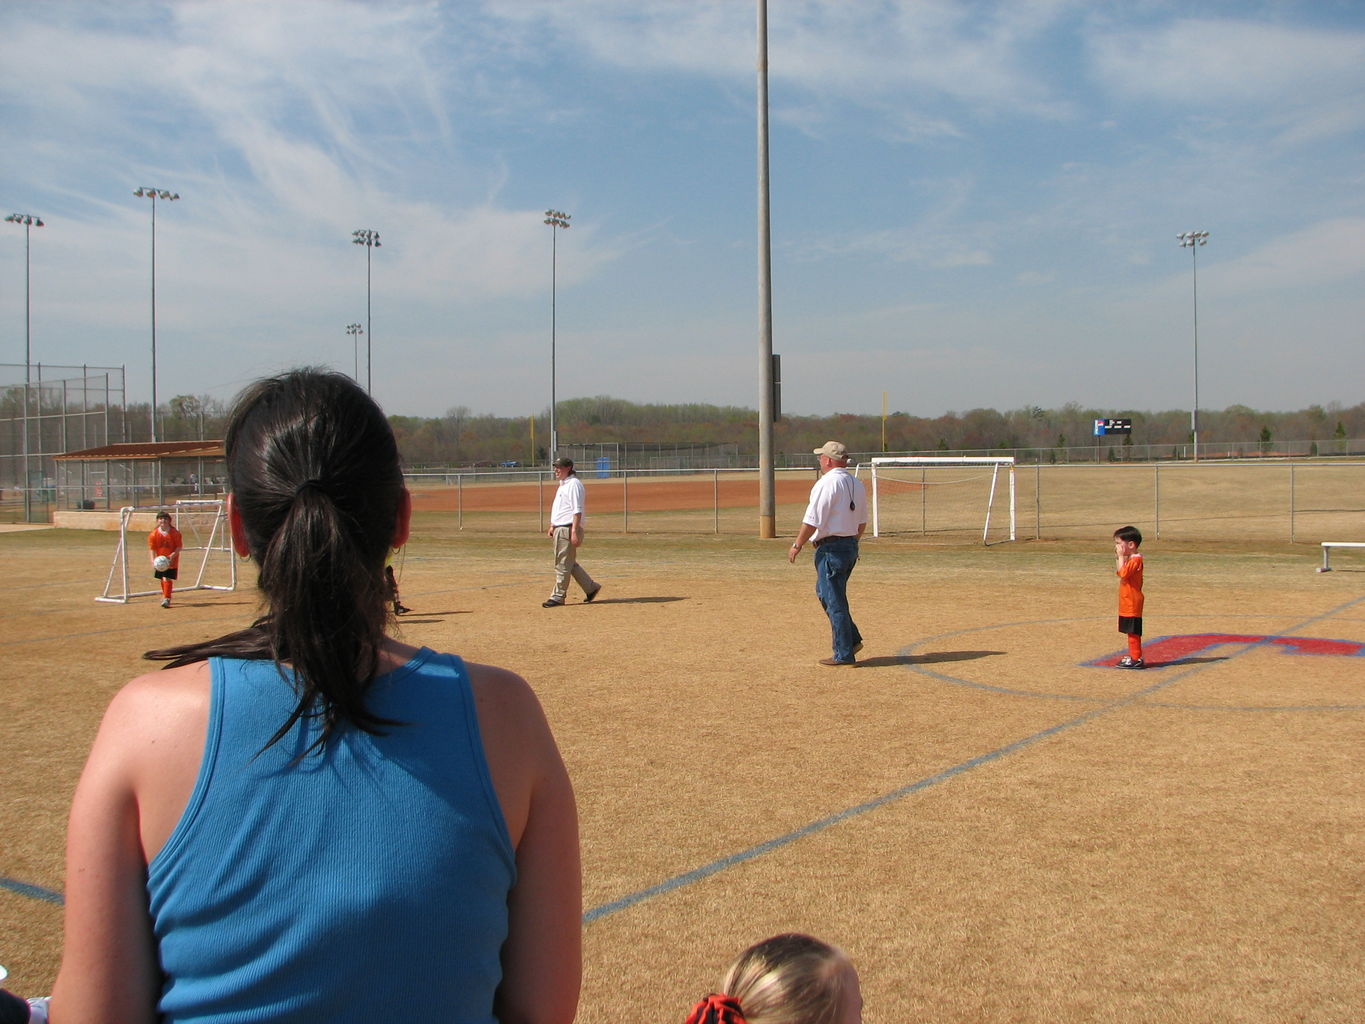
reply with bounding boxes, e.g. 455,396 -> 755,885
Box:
153,555 -> 172,572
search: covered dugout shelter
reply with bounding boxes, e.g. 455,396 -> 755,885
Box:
52,440 -> 226,524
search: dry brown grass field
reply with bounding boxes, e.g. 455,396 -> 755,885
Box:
1,465 -> 1362,1022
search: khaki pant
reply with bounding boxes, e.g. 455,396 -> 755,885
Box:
551,526 -> 596,601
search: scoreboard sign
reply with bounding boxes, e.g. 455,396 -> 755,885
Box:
1093,417 -> 1133,436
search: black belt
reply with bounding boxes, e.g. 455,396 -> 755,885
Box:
812,535 -> 856,548
552,524 -> 572,529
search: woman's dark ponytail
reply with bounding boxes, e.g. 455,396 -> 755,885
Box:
146,369 -> 404,753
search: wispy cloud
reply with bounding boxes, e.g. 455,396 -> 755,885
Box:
481,0 -> 1077,120
1212,217 -> 1365,293
1088,16 -> 1365,147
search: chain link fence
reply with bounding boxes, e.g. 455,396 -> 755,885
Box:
1,365 -> 127,523
403,458 -> 1365,543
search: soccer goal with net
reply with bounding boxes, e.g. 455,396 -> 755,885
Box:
863,456 -> 1016,543
96,499 -> 238,603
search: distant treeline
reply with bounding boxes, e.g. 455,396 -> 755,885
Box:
138,394 -> 1364,467
391,397 -> 1365,467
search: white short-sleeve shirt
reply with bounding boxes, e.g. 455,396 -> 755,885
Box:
550,474 -> 586,526
802,467 -> 867,540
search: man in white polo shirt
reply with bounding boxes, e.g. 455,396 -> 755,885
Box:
787,440 -> 867,665
543,456 -> 602,608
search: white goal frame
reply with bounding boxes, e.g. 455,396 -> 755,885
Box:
96,500 -> 238,603
864,456 -> 1016,543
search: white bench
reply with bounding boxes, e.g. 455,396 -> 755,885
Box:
1317,541 -> 1365,572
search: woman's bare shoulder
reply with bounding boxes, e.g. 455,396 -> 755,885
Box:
460,664 -> 572,787
96,662 -> 212,766
460,661 -> 566,841
111,660 -> 211,715
463,661 -> 548,727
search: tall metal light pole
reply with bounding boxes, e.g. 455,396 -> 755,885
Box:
133,187 -> 179,442
1177,230 -> 1209,461
346,323 -> 364,382
352,229 -> 380,393
5,212 -> 44,522
544,209 -> 571,462
755,0 -> 776,538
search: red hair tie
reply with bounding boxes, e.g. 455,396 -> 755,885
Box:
685,993 -> 747,1024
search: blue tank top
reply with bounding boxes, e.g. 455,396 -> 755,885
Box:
146,649 -> 516,1023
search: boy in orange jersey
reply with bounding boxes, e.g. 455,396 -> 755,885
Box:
148,510 -> 184,608
1113,525 -> 1144,668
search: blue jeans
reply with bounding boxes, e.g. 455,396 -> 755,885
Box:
813,536 -> 862,661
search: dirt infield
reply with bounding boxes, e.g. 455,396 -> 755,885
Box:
1,519 -> 1362,1021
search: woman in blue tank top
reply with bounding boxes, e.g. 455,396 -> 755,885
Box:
51,370 -> 581,1024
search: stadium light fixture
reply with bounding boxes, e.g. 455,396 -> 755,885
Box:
5,212 -> 45,522
345,322 -> 364,383
133,187 -> 180,443
352,229 -> 380,393
1177,230 -> 1210,461
544,209 -> 571,461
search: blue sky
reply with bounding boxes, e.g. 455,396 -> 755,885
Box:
1,0 -> 1362,420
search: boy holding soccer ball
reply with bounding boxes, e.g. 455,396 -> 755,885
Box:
1113,525 -> 1144,668
148,511 -> 183,608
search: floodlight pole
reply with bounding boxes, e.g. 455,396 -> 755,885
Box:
544,209 -> 571,462
756,0 -> 776,538
346,323 -> 364,382
352,230 -> 380,393
134,187 -> 179,443
1177,230 -> 1209,461
5,212 -> 44,522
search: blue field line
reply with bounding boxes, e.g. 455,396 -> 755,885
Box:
582,591 -> 1365,926
583,666 -> 1189,925
0,877 -> 63,905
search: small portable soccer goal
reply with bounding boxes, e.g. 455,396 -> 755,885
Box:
96,500 -> 238,603
862,456 -> 1016,543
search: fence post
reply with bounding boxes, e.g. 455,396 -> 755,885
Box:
1289,462 -> 1295,543
921,467 -> 927,535
1035,463 -> 1041,539
1154,463 -> 1160,540
457,473 -> 463,531
623,468 -> 629,534
714,469 -> 720,534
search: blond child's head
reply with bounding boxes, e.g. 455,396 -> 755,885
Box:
686,934 -> 861,1024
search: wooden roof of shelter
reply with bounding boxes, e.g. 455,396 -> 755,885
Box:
54,441 -> 225,462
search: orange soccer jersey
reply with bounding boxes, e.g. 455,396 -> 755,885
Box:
149,525 -> 183,567
1116,552 -> 1144,617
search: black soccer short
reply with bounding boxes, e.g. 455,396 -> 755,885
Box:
154,568 -> 179,581
1117,615 -> 1142,636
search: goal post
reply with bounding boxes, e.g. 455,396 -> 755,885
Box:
96,500 -> 238,603
863,456 -> 1016,543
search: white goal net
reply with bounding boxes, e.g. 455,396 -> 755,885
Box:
96,499 -> 238,603
863,457 -> 1016,543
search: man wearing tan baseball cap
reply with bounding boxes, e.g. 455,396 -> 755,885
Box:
787,441 -> 867,665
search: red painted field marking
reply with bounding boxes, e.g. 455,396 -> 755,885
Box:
1088,633 -> 1365,668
